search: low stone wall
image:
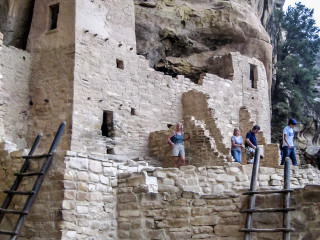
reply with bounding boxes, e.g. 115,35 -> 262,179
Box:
118,164 -> 320,239
1,143 -> 320,239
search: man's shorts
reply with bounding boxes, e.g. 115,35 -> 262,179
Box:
173,144 -> 185,157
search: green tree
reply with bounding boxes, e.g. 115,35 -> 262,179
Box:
270,2 -> 320,142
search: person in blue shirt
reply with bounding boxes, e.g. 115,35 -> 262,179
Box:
281,119 -> 298,166
245,125 -> 260,164
168,122 -> 190,168
231,128 -> 245,163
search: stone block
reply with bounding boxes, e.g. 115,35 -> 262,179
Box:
119,210 -> 141,217
64,181 -> 77,190
270,179 -> 281,186
216,174 -> 235,182
157,218 -> 189,228
64,190 -> 76,200
77,171 -> 89,181
163,178 -> 175,186
100,175 -> 110,185
214,225 -> 242,237
258,174 -> 270,181
118,193 -> 137,203
126,175 -> 146,186
69,158 -> 88,170
76,206 -> 88,214
270,174 -> 282,180
147,229 -> 169,240
168,231 -> 192,240
89,161 -> 102,173
191,215 -> 219,226
89,172 -> 100,182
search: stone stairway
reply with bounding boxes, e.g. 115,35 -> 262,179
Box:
185,116 -> 230,166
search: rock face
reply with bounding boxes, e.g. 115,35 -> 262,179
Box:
0,0 -> 34,49
134,0 -> 275,85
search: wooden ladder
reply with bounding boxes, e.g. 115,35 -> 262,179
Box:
0,122 -> 65,239
240,148 -> 296,240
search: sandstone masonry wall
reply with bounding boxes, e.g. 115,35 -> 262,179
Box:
0,32 -> 30,148
1,142 -> 320,240
117,164 -> 320,240
0,140 -> 65,240
26,0 -> 75,151
72,30 -> 271,159
70,0 -> 271,159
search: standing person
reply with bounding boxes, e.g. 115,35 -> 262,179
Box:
231,128 -> 244,163
168,122 -> 190,168
245,125 -> 260,164
281,119 -> 298,166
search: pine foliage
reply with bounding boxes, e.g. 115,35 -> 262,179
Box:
270,3 -> 320,141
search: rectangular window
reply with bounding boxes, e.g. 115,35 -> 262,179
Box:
49,4 -> 59,30
101,111 -> 115,138
250,64 -> 258,89
116,59 -> 124,70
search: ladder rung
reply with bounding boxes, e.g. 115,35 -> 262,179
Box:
241,207 -> 296,213
240,228 -> 295,232
22,153 -> 52,159
0,230 -> 18,235
243,189 -> 294,195
4,190 -> 35,195
14,172 -> 44,177
0,208 -> 28,215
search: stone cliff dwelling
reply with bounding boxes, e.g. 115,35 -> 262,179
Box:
0,0 -> 319,239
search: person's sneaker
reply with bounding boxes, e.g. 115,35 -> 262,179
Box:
247,160 -> 253,164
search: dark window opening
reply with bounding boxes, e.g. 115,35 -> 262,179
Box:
107,148 -> 114,154
101,111 -> 115,138
131,108 -> 136,115
49,4 -> 59,30
116,59 -> 124,70
250,64 -> 257,89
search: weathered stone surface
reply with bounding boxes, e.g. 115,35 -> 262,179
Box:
1,0 -> 320,239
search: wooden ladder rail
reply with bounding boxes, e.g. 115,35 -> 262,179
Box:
0,134 -> 42,225
244,146 -> 261,240
283,157 -> 292,240
241,153 -> 295,240
0,122 -> 66,239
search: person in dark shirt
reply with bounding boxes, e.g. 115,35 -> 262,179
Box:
245,125 -> 260,164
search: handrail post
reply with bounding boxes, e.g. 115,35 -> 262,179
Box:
283,157 -> 291,240
244,147 -> 260,240
48,122 -> 66,154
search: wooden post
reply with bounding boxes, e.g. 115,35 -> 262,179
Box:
244,147 -> 260,240
283,157 -> 291,240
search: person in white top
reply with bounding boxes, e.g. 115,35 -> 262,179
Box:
281,119 -> 298,166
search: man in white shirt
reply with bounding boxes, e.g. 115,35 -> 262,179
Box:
280,119 -> 298,166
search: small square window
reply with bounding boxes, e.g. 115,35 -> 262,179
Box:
116,59 -> 124,70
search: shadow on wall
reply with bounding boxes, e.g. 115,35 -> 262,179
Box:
0,0 -> 35,49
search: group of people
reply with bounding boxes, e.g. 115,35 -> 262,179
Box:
231,125 -> 260,164
231,118 -> 298,165
168,119 -> 299,168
